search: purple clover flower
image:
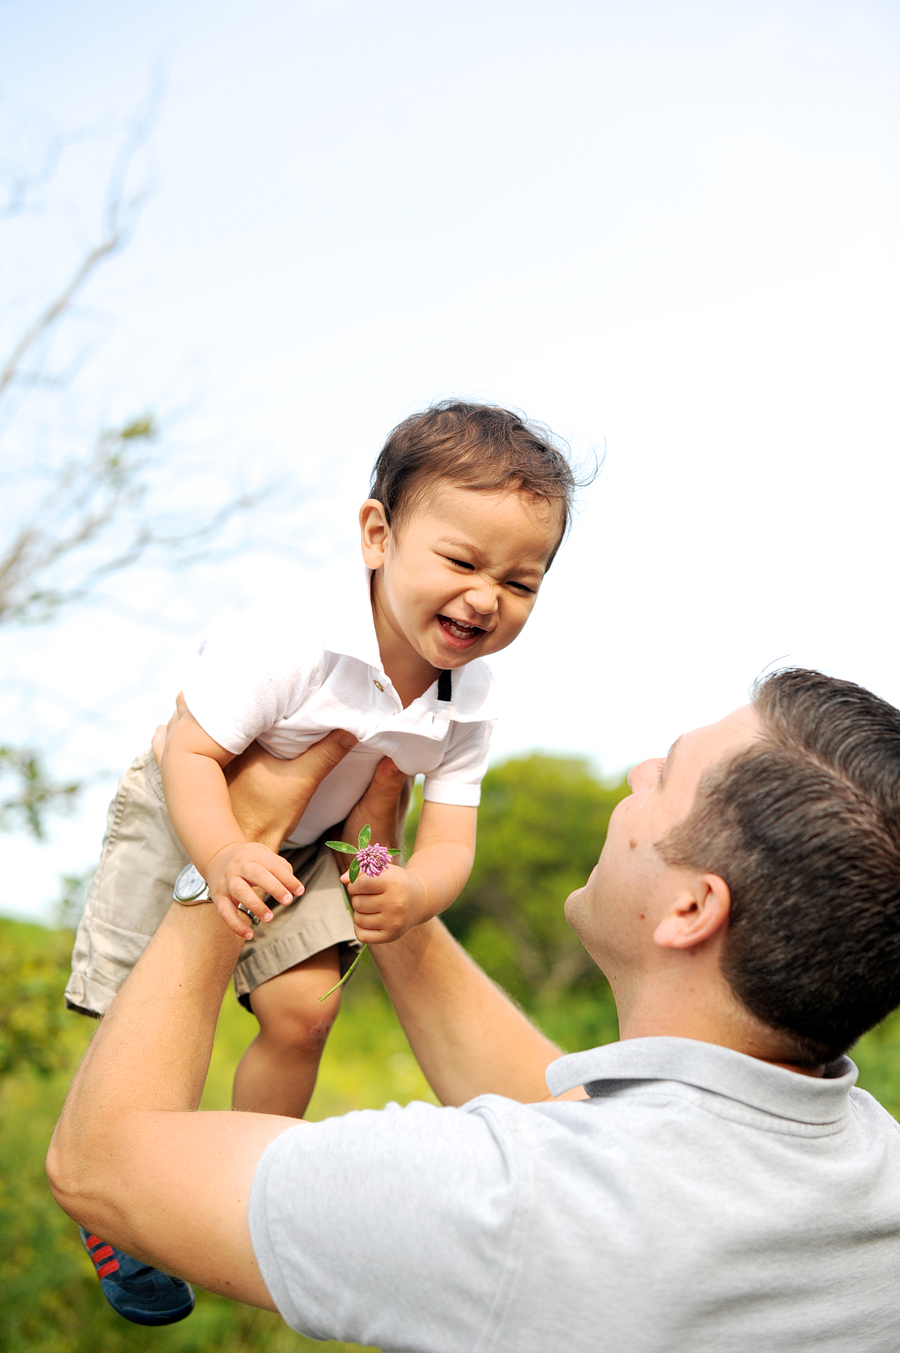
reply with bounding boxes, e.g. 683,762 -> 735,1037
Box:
355,842 -> 393,877
320,826 -> 402,1002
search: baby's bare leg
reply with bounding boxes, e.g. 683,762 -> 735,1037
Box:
232,947 -> 342,1117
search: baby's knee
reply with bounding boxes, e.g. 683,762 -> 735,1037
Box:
254,990 -> 339,1054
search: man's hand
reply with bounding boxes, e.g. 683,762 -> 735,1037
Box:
340,755 -> 411,856
343,862 -> 429,943
151,691 -> 188,766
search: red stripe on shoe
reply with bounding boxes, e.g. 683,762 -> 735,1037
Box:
85,1234 -> 102,1248
97,1259 -> 120,1278
93,1245 -> 115,1263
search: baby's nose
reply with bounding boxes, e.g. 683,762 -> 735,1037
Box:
464,576 -> 500,615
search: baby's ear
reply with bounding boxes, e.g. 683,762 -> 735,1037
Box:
359,499 -> 391,566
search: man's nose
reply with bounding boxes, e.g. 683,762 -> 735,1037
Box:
627,759 -> 658,793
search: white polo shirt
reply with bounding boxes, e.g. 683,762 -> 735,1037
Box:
181,568 -> 497,845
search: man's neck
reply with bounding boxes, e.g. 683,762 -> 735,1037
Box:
614,974 -> 827,1078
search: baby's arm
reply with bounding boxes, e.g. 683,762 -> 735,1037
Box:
159,706 -> 302,940
344,800 -> 476,944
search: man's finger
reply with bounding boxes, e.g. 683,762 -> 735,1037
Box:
151,693 -> 190,767
344,756 -> 410,851
151,724 -> 168,766
281,730 -> 358,802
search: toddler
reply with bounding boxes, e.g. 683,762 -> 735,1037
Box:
67,400 -> 577,1324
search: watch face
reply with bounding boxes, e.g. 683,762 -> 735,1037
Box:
173,863 -> 210,902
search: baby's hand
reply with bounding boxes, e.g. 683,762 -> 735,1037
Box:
205,842 -> 304,941
343,863 -> 428,944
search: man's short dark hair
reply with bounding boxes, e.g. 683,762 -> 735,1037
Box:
659,669 -> 900,1066
370,401 -> 584,565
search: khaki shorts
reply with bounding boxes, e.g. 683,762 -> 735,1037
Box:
65,749 -> 358,1018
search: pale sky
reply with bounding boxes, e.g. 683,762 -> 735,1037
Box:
2,0 -> 898,921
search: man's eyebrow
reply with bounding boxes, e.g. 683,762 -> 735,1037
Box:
660,735 -> 683,785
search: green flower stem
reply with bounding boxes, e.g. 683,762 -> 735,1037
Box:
317,944 -> 368,1002
319,825 -> 399,1001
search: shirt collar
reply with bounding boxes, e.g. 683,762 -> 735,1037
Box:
319,565 -> 497,722
546,1036 -> 858,1126
318,565 -> 382,668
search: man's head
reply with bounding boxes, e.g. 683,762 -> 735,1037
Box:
661,669 -> 900,1065
568,670 -> 900,1068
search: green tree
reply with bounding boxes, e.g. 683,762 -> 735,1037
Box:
0,918 -> 77,1079
407,751 -> 630,1050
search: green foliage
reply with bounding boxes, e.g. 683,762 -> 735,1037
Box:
407,751 -> 629,1048
850,1007 -> 900,1121
0,919 -> 81,1077
0,747 -> 81,841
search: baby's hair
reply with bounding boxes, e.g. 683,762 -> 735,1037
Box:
370,400 -> 587,565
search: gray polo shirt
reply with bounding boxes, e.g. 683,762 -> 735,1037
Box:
249,1036 -> 900,1352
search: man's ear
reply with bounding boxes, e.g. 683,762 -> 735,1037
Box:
359,499 -> 391,568
652,873 -> 731,951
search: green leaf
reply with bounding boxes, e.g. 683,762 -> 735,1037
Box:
387,847 -> 402,855
357,823 -> 371,849
349,859 -> 360,884
325,840 -> 357,853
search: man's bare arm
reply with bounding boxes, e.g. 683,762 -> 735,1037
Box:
338,758 -> 578,1107
46,729 -> 358,1309
370,922 -> 578,1106
153,694 -> 319,850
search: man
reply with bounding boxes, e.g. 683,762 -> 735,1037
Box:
48,669 -> 900,1351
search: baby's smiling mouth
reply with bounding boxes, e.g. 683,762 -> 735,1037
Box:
438,615 -> 485,643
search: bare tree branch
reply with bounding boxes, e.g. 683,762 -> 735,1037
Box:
0,89 -> 278,836
0,129 -> 63,220
0,103 -> 158,404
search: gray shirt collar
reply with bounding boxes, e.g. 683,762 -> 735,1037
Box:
546,1036 -> 858,1126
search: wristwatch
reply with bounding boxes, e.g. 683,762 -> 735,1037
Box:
172,864 -> 210,903
172,863 -> 260,927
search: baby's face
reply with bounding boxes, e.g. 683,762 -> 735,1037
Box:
364,483 -> 561,674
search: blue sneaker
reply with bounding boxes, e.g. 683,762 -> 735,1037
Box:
80,1228 -> 195,1326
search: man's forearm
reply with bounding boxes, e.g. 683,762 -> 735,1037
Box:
47,729 -> 361,1307
341,763 -> 570,1105
47,903 -> 286,1306
371,920 -> 570,1106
